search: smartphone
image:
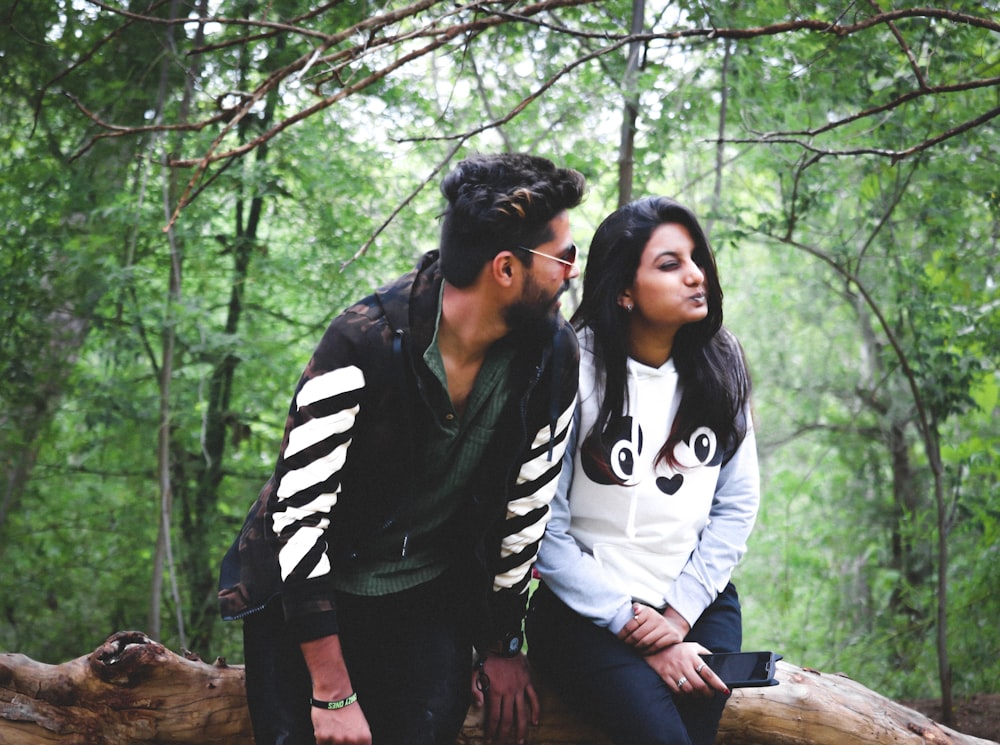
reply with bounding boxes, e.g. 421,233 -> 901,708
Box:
699,651 -> 781,688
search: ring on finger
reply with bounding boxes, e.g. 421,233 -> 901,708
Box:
676,676 -> 688,688
695,663 -> 706,674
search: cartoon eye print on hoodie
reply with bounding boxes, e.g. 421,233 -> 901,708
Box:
581,414 -> 641,486
655,427 -> 719,495
583,421 -> 721,493
674,427 -> 721,469
609,425 -> 641,486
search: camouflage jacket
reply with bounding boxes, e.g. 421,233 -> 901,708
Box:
218,250 -> 579,652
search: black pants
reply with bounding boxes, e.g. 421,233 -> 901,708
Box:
244,571 -> 474,745
526,582 -> 741,745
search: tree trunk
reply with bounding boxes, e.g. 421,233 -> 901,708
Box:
1,632 -> 994,745
174,10 -> 280,655
616,0 -> 645,208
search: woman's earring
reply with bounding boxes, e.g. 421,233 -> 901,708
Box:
625,304 -> 633,313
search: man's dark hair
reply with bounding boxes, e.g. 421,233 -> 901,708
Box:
438,153 -> 586,287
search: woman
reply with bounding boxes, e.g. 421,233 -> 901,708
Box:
526,197 -> 760,745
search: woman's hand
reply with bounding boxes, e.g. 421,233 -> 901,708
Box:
644,642 -> 730,698
617,603 -> 689,653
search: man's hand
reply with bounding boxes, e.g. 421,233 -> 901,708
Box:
311,705 -> 372,745
617,603 -> 690,653
301,635 -> 372,745
473,654 -> 540,745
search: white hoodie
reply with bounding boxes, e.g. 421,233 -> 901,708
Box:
535,328 -> 760,634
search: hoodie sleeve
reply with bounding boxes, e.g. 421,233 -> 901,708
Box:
533,413 -> 637,635
663,412 -> 760,627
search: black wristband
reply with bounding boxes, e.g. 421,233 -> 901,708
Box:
310,692 -> 358,710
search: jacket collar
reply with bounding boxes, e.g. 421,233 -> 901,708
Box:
375,249 -> 571,431
374,250 -> 442,355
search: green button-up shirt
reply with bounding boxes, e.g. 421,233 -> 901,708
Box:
331,288 -> 515,596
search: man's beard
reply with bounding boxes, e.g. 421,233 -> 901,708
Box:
503,276 -> 568,344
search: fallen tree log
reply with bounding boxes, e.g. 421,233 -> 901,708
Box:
0,631 -> 994,745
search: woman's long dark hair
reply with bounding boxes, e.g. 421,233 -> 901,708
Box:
572,196 -> 752,467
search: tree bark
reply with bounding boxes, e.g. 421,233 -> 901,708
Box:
615,0 -> 645,208
1,632 -> 994,745
0,632 -> 248,745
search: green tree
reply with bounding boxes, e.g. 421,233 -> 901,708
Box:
1,4 -> 996,720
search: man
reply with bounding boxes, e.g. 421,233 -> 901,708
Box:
219,152 -> 586,745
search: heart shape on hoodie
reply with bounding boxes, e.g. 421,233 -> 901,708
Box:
656,473 -> 684,495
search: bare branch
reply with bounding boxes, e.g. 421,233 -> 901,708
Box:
727,105 -> 1000,163
339,139 -> 468,269
164,21 -> 474,226
58,2 -> 999,219
65,92 -> 228,161
85,0 -> 402,44
868,0 -> 930,89
413,35 -> 632,145
467,48 -> 514,152
497,6 -> 1000,42
749,77 -> 1000,142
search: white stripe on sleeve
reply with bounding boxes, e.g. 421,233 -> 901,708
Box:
278,525 -> 326,581
284,406 -> 358,458
276,439 -> 352,499
296,365 -> 364,408
493,398 -> 576,591
271,493 -> 337,536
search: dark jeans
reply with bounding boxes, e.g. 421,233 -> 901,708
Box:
526,582 -> 742,745
244,570 -> 474,745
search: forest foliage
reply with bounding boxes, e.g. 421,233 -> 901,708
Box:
1,0 -> 997,717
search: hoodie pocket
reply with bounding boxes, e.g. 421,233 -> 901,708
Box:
592,541 -> 689,608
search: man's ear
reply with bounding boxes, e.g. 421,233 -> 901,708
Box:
492,251 -> 517,286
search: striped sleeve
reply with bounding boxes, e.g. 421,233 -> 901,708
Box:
493,394 -> 577,594
269,364 -> 365,585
